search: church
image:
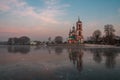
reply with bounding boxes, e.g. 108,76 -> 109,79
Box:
68,17 -> 83,44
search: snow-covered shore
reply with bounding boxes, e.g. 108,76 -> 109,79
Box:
84,44 -> 120,48
47,44 -> 120,48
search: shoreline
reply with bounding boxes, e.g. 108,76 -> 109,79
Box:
0,44 -> 120,48
47,44 -> 120,48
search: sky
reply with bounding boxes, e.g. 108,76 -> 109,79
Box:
0,0 -> 120,41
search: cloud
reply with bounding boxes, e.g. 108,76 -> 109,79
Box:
0,0 -> 70,24
0,4 -> 10,11
0,0 -> 71,40
0,0 -> 26,11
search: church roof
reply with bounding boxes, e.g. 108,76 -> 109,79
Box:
69,35 -> 76,39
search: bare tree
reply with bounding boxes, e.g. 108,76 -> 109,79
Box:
8,36 -> 30,45
48,37 -> 51,44
104,24 -> 115,44
92,30 -> 101,44
54,36 -> 63,44
19,36 -> 30,45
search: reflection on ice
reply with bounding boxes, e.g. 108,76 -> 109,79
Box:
0,45 -> 120,80
7,45 -> 30,54
68,48 -> 83,72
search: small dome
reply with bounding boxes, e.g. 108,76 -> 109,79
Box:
77,20 -> 82,23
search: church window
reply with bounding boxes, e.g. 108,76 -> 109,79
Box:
79,25 -> 81,29
79,31 -> 81,36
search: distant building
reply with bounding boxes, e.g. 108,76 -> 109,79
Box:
30,41 -> 37,45
114,36 -> 120,45
68,17 -> 83,44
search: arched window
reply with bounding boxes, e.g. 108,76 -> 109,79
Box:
79,31 -> 81,36
79,25 -> 81,29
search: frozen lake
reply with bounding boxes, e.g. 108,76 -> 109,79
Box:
0,45 -> 120,80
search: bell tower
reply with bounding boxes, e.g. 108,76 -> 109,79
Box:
76,17 -> 83,43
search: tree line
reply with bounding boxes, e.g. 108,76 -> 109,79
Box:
7,36 -> 64,45
8,36 -> 30,45
86,24 -> 120,45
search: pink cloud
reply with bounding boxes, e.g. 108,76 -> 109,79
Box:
0,24 -> 55,37
0,4 -> 10,11
0,0 -> 69,24
0,0 -> 70,40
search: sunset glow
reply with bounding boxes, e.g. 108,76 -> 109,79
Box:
0,0 -> 120,41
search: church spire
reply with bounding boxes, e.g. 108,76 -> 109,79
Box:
77,16 -> 82,23
69,29 -> 71,33
78,16 -> 80,21
72,24 -> 75,31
